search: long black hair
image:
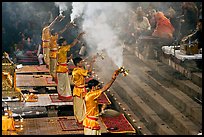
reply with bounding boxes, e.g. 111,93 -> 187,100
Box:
87,79 -> 100,89
73,57 -> 83,66
57,37 -> 66,46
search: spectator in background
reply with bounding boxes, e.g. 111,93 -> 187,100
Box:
148,9 -> 157,33
152,11 -> 175,45
165,6 -> 180,40
180,2 -> 198,37
133,7 -> 151,41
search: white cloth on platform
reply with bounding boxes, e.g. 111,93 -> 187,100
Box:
162,46 -> 202,61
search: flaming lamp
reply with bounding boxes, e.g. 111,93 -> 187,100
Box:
96,52 -> 105,60
59,10 -> 65,22
118,66 -> 129,76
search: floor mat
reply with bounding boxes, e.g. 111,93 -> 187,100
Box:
58,118 -> 84,131
101,113 -> 136,133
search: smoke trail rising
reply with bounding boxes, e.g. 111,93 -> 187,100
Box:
74,2 -> 130,67
54,2 -> 68,15
70,2 -> 86,23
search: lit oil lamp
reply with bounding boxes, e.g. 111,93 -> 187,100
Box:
118,66 -> 129,76
59,10 -> 65,22
96,52 -> 105,60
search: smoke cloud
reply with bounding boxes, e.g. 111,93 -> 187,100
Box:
70,2 -> 86,23
54,2 -> 68,15
71,2 -> 130,67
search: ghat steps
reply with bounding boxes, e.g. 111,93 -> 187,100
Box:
94,45 -> 202,135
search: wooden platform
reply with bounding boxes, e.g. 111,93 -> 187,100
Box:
23,94 -> 73,107
16,65 -> 49,74
2,116 -> 107,135
16,75 -> 57,87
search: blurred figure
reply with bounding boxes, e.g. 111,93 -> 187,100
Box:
148,9 -> 157,33
133,7 -> 151,41
180,2 -> 199,37
152,11 -> 175,45
181,19 -> 202,50
37,44 -> 44,65
165,6 -> 180,40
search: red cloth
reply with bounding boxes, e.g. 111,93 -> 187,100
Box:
152,12 -> 175,39
49,94 -> 73,102
101,113 -> 136,133
58,118 -> 84,131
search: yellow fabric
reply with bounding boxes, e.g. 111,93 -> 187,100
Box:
49,34 -> 58,59
56,45 -> 71,73
2,116 -> 15,131
42,26 -> 51,48
83,90 -> 103,129
72,67 -> 88,97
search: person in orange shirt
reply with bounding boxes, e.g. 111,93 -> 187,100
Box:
152,11 -> 175,43
49,23 -> 75,81
41,15 -> 62,68
72,56 -> 96,124
83,70 -> 119,135
56,32 -> 85,100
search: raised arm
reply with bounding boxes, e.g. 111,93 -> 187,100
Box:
48,16 -> 59,29
101,70 -> 119,93
70,32 -> 85,48
58,22 -> 75,35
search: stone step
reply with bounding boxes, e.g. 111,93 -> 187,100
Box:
127,46 -> 202,104
106,88 -> 152,135
191,72 -> 202,87
125,73 -> 200,135
145,60 -> 202,103
142,70 -> 202,126
120,53 -> 201,135
112,80 -> 177,135
128,54 -> 202,124
160,54 -> 202,87
126,45 -> 202,91
97,69 -> 176,135
93,47 -> 201,135
124,53 -> 202,126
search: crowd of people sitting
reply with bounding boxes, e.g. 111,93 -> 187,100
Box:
2,2 -> 202,64
121,2 -> 202,48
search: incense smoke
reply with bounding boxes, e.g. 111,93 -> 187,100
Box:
70,2 -> 86,23
71,2 -> 130,67
54,2 -> 68,15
